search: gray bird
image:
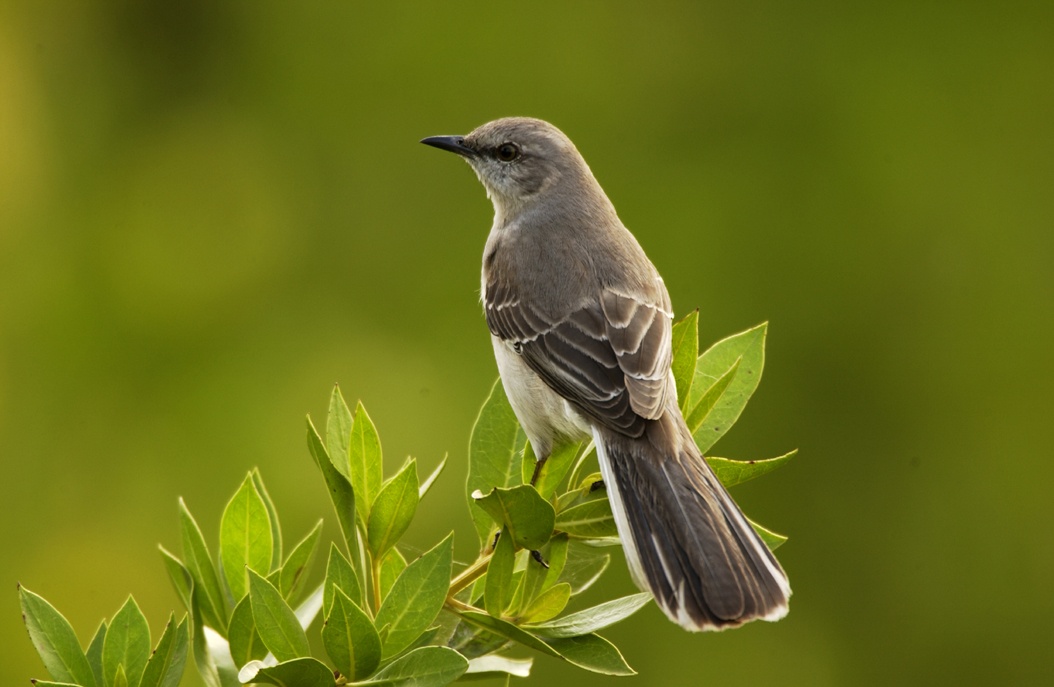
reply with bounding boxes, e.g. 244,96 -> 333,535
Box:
422,117 -> 790,631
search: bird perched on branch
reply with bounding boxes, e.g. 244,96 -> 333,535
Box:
422,117 -> 790,631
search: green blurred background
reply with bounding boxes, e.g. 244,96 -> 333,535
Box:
2,2 -> 1052,684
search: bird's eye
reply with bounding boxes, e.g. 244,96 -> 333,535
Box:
496,143 -> 520,162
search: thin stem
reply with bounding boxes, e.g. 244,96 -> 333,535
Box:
444,595 -> 485,614
371,554 -> 382,615
448,550 -> 493,597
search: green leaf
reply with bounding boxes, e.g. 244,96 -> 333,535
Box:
220,474 -> 274,602
543,534 -> 569,590
516,537 -> 564,611
526,592 -> 652,638
247,569 -> 310,662
566,445 -> 599,495
446,613 -> 509,660
463,654 -> 533,680
178,498 -> 228,629
113,664 -> 128,687
19,586 -> 97,687
378,547 -> 407,600
684,357 -> 740,438
472,485 -> 555,551
544,634 -> 636,676
528,440 -> 580,501
102,596 -> 151,687
375,534 -> 454,659
459,614 -> 633,675
425,604 -> 462,650
326,384 -> 354,482
250,468 -> 284,571
227,595 -> 266,667
465,575 -> 487,607
323,543 -> 362,614
158,547 -> 192,612
454,611 -> 558,658
519,440 -> 536,492
188,592 -> 238,687
484,528 -> 515,617
306,417 -> 360,567
242,657 -> 337,687
357,646 -> 469,686
85,620 -> 106,687
558,541 -> 611,595
322,587 -> 381,681
706,450 -> 797,488
279,520 -> 323,602
750,518 -> 789,550
139,614 -> 189,687
554,498 -> 617,539
24,682 -> 82,687
349,400 -> 384,524
367,458 -> 420,558
505,567 -> 528,618
468,379 -> 528,544
690,322 -> 767,453
189,591 -> 213,687
419,454 -> 447,499
518,582 -> 571,624
671,309 -> 699,406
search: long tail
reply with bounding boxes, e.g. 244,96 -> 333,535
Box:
593,410 -> 791,631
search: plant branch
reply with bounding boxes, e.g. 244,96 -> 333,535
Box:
448,551 -> 493,597
443,595 -> 485,615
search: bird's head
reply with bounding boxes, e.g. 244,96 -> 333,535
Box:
422,117 -> 594,217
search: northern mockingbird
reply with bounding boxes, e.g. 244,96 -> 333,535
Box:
422,117 -> 790,631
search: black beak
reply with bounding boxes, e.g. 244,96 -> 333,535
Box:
420,135 -> 476,158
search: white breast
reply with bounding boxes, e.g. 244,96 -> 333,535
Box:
490,335 -> 591,459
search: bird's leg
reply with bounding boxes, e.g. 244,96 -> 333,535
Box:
529,452 -> 549,486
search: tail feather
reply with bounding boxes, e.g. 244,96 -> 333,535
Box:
593,411 -> 790,631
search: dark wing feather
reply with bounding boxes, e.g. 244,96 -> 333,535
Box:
601,291 -> 672,420
485,278 -> 673,437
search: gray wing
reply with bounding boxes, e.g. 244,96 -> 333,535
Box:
485,278 -> 673,438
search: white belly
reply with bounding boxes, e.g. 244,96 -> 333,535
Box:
491,335 -> 591,458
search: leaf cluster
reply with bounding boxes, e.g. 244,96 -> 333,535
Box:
20,316 -> 794,686
19,587 -> 187,687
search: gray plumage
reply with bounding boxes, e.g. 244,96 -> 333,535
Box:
422,117 -> 790,631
